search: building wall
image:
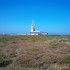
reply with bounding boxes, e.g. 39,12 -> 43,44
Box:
30,32 -> 48,35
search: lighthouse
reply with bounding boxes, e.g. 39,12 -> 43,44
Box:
31,20 -> 35,32
30,20 -> 48,35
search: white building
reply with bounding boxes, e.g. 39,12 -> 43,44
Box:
30,20 -> 48,35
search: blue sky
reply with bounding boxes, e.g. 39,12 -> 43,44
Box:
0,0 -> 70,35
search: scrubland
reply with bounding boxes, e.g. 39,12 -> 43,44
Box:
0,35 -> 70,70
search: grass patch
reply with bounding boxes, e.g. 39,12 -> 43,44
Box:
60,55 -> 70,64
14,67 -> 39,70
0,52 -> 6,63
26,47 -> 39,52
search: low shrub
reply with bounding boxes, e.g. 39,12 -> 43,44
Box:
60,55 -> 70,64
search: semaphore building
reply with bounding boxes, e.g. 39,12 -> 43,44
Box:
30,20 -> 48,35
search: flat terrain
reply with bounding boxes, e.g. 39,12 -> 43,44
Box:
0,35 -> 70,70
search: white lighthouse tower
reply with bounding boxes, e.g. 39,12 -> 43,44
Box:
31,20 -> 35,32
30,20 -> 48,35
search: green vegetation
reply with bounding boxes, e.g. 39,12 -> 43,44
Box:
0,52 -> 6,63
60,55 -> 70,64
0,35 -> 70,70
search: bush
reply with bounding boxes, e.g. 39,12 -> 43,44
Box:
0,52 -> 12,67
0,52 -> 6,63
60,55 -> 70,64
